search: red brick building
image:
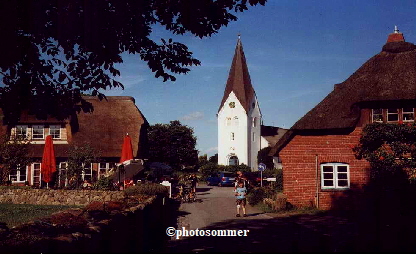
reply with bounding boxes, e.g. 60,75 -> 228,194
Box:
270,28 -> 416,209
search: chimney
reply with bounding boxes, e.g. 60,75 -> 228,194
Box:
386,25 -> 405,43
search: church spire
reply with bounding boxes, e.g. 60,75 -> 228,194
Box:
218,35 -> 255,114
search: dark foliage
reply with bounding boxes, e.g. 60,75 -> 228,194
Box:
257,146 -> 274,170
208,153 -> 218,164
0,0 -> 266,125
147,120 -> 198,170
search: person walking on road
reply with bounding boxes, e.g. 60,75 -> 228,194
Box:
235,180 -> 247,217
189,174 -> 198,200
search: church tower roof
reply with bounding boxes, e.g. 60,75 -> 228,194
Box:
218,36 -> 256,113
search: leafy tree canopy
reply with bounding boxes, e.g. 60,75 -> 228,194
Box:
209,153 -> 218,164
0,135 -> 32,184
148,120 -> 198,170
353,122 -> 416,180
0,0 -> 266,125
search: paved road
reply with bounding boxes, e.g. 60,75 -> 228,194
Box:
174,184 -> 270,231
166,184 -> 360,253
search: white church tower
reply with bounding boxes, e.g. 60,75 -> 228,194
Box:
217,36 -> 262,170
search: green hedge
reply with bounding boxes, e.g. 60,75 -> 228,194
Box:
123,183 -> 168,197
246,186 -> 278,206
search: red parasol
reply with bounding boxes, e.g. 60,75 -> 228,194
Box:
120,134 -> 134,163
41,135 -> 56,187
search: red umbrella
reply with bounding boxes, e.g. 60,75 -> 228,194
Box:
120,134 -> 134,163
41,135 -> 56,188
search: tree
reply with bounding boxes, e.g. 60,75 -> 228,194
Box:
148,120 -> 198,170
0,0 -> 266,125
209,153 -> 218,164
353,122 -> 416,180
66,143 -> 101,188
198,154 -> 209,168
257,147 -> 274,170
0,135 -> 32,184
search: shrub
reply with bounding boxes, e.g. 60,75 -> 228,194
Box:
247,187 -> 265,206
246,186 -> 278,206
123,183 -> 168,197
93,176 -> 115,191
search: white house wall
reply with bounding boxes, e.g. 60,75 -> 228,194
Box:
260,136 -> 269,149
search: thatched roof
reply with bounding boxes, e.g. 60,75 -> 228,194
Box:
270,32 -> 416,156
3,96 -> 148,159
218,38 -> 256,114
68,96 -> 148,158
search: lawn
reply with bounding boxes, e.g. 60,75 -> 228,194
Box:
0,203 -> 80,228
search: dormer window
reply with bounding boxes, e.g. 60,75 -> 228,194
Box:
32,125 -> 44,139
15,125 -> 28,139
372,109 -> 383,123
49,125 -> 61,139
403,108 -> 414,122
387,108 -> 399,122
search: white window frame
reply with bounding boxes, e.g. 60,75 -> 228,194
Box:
387,108 -> 399,122
58,162 -> 68,187
49,125 -> 61,139
372,109 -> 383,123
402,108 -> 414,122
15,125 -> 28,139
321,163 -> 350,190
31,163 -> 42,187
98,162 -> 115,179
32,125 -> 45,139
9,164 -> 28,183
82,163 -> 93,182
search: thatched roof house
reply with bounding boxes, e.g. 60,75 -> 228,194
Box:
270,30 -> 416,156
269,28 -> 416,209
1,96 -> 148,186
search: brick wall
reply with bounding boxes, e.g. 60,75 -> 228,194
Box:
279,127 -> 370,209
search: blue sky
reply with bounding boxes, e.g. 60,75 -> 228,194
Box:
104,0 -> 416,157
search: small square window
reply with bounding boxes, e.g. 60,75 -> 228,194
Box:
387,109 -> 399,122
372,109 -> 383,123
15,125 -> 28,139
49,125 -> 61,139
321,163 -> 350,190
32,125 -> 44,139
403,108 -> 414,122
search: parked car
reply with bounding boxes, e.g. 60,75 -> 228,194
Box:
206,171 -> 236,187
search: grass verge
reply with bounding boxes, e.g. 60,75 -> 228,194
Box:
254,203 -> 324,217
0,203 -> 81,228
